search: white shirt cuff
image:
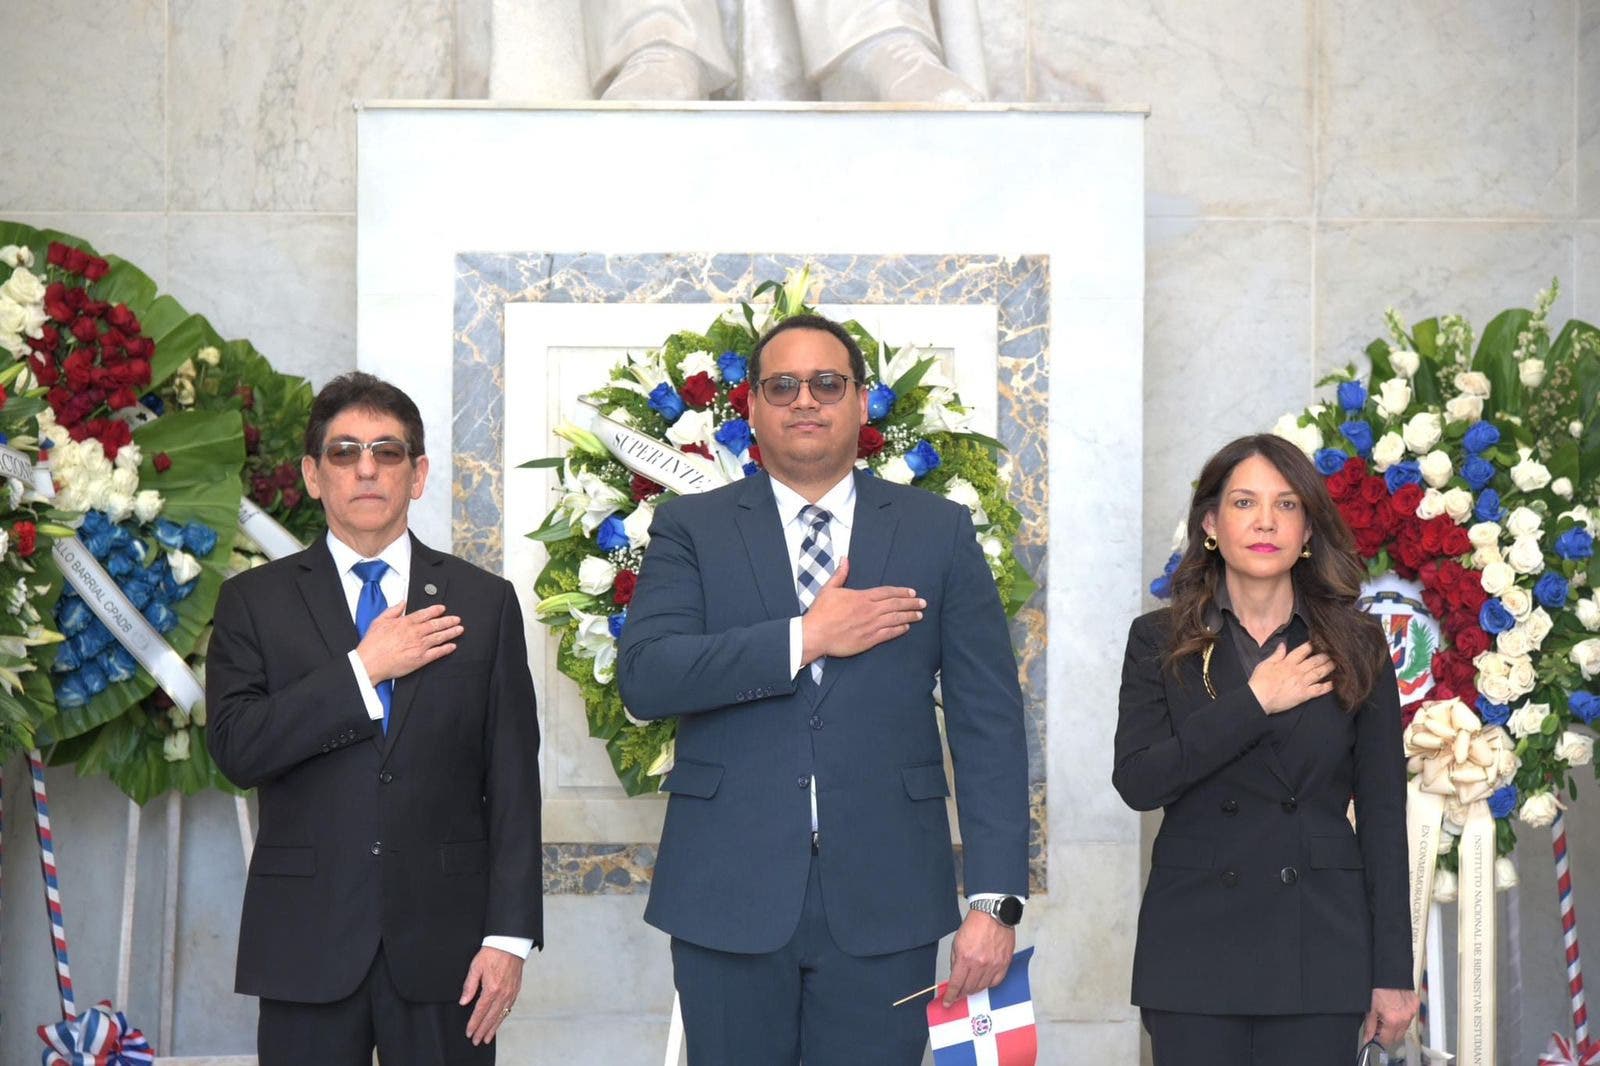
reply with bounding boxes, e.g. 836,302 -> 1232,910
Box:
788,616 -> 805,679
967,892 -> 1028,904
481,935 -> 534,959
347,650 -> 385,721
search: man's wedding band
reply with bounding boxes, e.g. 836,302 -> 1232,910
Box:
501,1007 -> 512,1016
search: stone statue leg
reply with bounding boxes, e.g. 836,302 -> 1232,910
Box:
586,0 -> 737,100
793,0 -> 983,102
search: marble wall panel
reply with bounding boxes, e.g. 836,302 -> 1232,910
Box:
1318,1 -> 1574,218
0,1 -> 165,211
489,0 -> 590,100
1314,222 -> 1575,380
455,0 -> 495,98
168,0 -> 454,212
974,0 -> 1027,100
166,213 -> 357,387
1030,0 -> 1313,216
1583,1 -> 1600,216
169,792 -> 253,1055
1029,844 -> 1141,1018
1579,223 -> 1600,324
1142,219 -> 1315,592
8,214 -> 170,290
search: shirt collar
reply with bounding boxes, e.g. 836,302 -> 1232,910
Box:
1207,579 -> 1306,634
768,471 -> 857,531
325,529 -> 411,580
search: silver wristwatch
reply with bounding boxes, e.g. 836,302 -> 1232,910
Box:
969,896 -> 1024,927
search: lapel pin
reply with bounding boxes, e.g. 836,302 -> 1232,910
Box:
424,583 -> 438,596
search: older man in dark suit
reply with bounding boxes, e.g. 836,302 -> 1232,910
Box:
207,372 -> 542,1066
619,314 -> 1030,1065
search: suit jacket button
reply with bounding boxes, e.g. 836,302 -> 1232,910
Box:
379,771 -> 394,784
371,841 -> 383,856
1280,866 -> 1299,885
1281,797 -> 1298,812
797,775 -> 810,789
1220,799 -> 1238,815
810,715 -> 823,730
1220,870 -> 1238,888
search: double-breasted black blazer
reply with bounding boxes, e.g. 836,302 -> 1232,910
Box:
206,534 -> 542,1004
1113,608 -> 1411,1015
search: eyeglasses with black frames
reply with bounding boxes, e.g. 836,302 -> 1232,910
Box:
320,438 -> 412,467
754,373 -> 859,407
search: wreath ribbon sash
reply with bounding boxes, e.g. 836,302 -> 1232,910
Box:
590,410 -> 728,496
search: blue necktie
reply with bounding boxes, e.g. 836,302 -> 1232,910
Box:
352,559 -> 392,732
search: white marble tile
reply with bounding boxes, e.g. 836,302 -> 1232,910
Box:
455,0 -> 494,98
1578,223 -> 1600,324
7,214 -> 169,289
1033,1021 -> 1142,1064
489,0 -> 590,99
0,1 -> 165,211
975,0 -> 1027,100
1029,845 -> 1143,1018
1318,1 -> 1575,218
1143,219 -> 1314,605
168,0 -> 454,212
1583,1 -> 1600,216
1030,0 -> 1314,216
496,1015 -> 679,1065
1315,222 -> 1575,380
515,895 -> 675,1015
166,213 -> 357,388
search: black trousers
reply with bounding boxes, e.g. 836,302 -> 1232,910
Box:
1143,1008 -> 1365,1066
258,945 -> 494,1066
672,856 -> 939,1066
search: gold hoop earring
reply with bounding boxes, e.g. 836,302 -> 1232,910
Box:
1203,535 -> 1218,551
1299,545 -> 1312,559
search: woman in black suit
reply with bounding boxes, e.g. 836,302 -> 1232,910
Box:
1116,434 -> 1418,1064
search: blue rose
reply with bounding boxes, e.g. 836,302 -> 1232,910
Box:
103,645 -> 139,683
1337,381 -> 1367,412
123,582 -> 152,610
867,384 -> 896,421
1384,461 -> 1423,495
903,440 -> 942,478
1476,697 -> 1511,726
108,524 -> 136,551
1478,598 -> 1516,634
608,610 -> 627,639
714,418 -> 753,456
648,382 -> 685,424
1488,784 -> 1519,820
77,619 -> 112,659
1463,422 -> 1501,455
183,521 -> 219,557
1474,488 -> 1504,524
55,674 -> 89,709
56,595 -> 91,637
1461,456 -> 1496,492
717,352 -> 747,384
152,519 -> 186,551
140,392 -> 165,416
81,524 -> 113,560
1339,421 -> 1374,456
143,601 -> 178,634
53,640 -> 81,672
1572,692 -> 1600,725
1556,528 -> 1595,561
742,462 -> 761,478
596,516 -> 630,553
1149,575 -> 1173,599
1535,572 -> 1570,610
1313,449 -> 1348,477
78,661 -> 109,697
106,551 -> 135,578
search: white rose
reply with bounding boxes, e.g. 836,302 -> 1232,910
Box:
167,549 -> 203,585
1572,638 -> 1600,679
1520,358 -> 1547,388
942,477 -> 989,525
1553,477 -> 1574,499
1506,535 -> 1546,575
196,345 -> 222,367
1524,606 -> 1553,645
1432,867 -> 1458,903
1472,545 -> 1504,569
1468,522 -> 1502,549
1375,379 -> 1412,419
1520,792 -> 1562,828
0,295 -> 26,336
1419,450 -> 1453,488
1371,432 -> 1405,472
1477,671 -> 1515,705
0,245 -> 33,268
1414,488 -> 1446,520
1557,730 -> 1595,767
1496,626 -> 1534,657
622,501 -> 654,549
1441,488 -> 1473,524
678,350 -> 719,382
0,266 -> 45,307
578,556 -> 619,596
664,408 -> 713,449
1390,348 -> 1421,378
162,731 -> 191,762
1506,655 -> 1537,699
879,456 -> 916,484
1499,585 -> 1532,620
1402,412 -> 1443,454
1510,456 -> 1552,492
1270,412 -> 1322,457
1479,561 -> 1516,595
1505,506 -> 1543,539
1506,700 -> 1551,738
1578,595 -> 1600,632
1495,856 -> 1519,891
1454,371 -> 1491,398
1444,393 -> 1484,424
132,490 -> 164,524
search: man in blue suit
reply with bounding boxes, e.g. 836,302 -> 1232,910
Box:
618,313 -> 1030,1064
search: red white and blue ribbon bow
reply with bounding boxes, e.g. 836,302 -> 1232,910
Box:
1541,1032 -> 1600,1066
37,1000 -> 154,1065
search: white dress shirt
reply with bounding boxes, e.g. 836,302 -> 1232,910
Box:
325,530 -> 533,959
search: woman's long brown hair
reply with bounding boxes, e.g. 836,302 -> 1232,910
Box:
1164,434 -> 1386,711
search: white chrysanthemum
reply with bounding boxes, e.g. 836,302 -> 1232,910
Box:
132,490 -> 164,524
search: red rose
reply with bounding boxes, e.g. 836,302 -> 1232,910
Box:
100,328 -> 126,352
1443,525 -> 1471,556
1421,588 -> 1446,618
728,380 -> 751,418
70,315 -> 99,344
857,425 -> 885,459
128,337 -> 154,360
243,423 -> 261,454
95,418 -> 132,460
126,357 -> 151,384
747,444 -> 762,468
1454,627 -> 1490,659
1390,483 -> 1424,517
64,287 -> 88,313
1418,559 -> 1441,587
43,283 -> 72,324
1340,501 -> 1375,530
106,304 -> 140,335
62,350 -> 93,390
630,473 -> 663,501
83,256 -> 109,282
274,462 -> 299,489
1359,477 -> 1388,505
12,521 -> 36,558
108,388 -> 137,411
251,476 -> 275,504
679,373 -> 715,409
153,452 -> 172,473
234,385 -> 255,410
613,570 -> 637,606
47,242 -> 68,267
1459,579 -> 1487,612
281,486 -> 303,510
63,247 -> 89,275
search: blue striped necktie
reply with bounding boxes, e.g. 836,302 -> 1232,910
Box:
352,559 -> 392,732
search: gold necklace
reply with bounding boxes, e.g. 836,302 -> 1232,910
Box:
1201,640 -> 1217,699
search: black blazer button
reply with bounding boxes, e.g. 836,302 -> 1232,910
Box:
797,775 -> 811,788
1220,799 -> 1238,815
379,771 -> 394,784
1220,870 -> 1238,888
371,841 -> 382,856
1280,866 -> 1299,885
1281,797 -> 1298,812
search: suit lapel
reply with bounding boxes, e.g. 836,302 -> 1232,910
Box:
382,533 -> 447,760
813,472 -> 898,706
1203,632 -> 1295,793
296,540 -> 359,656
735,473 -> 801,621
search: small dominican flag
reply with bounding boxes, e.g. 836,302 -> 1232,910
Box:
926,947 -> 1037,1066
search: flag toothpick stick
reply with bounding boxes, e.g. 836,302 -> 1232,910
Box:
892,984 -> 939,1007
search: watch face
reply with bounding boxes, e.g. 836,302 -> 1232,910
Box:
998,896 -> 1024,925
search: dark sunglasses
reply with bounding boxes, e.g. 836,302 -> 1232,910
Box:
321,438 -> 412,467
754,373 -> 859,407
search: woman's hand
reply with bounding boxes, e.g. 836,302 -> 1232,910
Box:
1363,987 -> 1419,1048
1247,642 -> 1334,714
